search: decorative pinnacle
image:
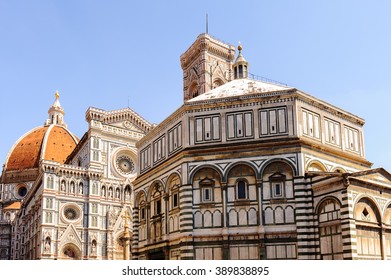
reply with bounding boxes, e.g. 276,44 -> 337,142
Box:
123,210 -> 131,228
122,210 -> 131,239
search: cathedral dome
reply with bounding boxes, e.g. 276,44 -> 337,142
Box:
4,92 -> 79,172
5,125 -> 78,171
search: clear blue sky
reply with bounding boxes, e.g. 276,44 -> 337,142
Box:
1,0 -> 391,171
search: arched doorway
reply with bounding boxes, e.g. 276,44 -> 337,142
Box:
61,243 -> 81,260
113,233 -> 132,260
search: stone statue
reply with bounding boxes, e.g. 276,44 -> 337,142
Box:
44,237 -> 51,253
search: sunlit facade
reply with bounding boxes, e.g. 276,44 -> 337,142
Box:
2,33 -> 391,260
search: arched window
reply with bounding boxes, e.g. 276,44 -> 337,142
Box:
47,176 -> 54,189
193,167 -> 222,204
139,200 -> 146,221
172,188 -> 179,208
200,178 -> 214,202
137,192 -> 147,230
237,180 -> 247,199
92,183 -> 98,195
189,81 -> 199,98
93,138 -> 99,149
227,164 -> 256,202
154,192 -> 162,216
45,212 -> 52,223
91,203 -> 98,213
262,161 -> 294,200
318,198 -> 343,259
101,186 -> 106,197
307,162 -> 327,172
91,216 -> 98,227
168,175 -> 181,210
46,198 -> 53,209
269,173 -> 286,198
213,78 -> 223,89
354,198 -> 382,259
151,183 -> 163,217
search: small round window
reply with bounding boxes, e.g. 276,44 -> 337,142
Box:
17,186 -> 27,197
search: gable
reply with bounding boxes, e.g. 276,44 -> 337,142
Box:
350,168 -> 391,188
108,119 -> 147,134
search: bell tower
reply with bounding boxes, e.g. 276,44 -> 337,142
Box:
180,33 -> 236,102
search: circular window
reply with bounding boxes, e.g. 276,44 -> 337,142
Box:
63,205 -> 80,222
116,155 -> 135,175
18,186 -> 27,197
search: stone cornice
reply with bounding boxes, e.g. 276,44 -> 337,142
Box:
300,138 -> 372,167
295,90 -> 365,126
41,159 -> 103,179
86,107 -> 153,133
135,137 -> 303,184
136,105 -> 186,148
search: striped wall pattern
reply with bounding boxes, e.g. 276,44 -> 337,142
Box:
340,189 -> 356,260
294,177 -> 319,259
131,206 -> 139,258
179,184 -> 194,259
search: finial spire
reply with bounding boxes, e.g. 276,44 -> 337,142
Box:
55,90 -> 60,100
206,13 -> 208,34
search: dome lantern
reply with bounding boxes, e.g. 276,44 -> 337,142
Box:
233,43 -> 249,79
46,90 -> 66,127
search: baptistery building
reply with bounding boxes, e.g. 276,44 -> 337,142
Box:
131,33 -> 391,260
2,32 -> 391,260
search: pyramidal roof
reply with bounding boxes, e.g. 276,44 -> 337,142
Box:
187,78 -> 294,102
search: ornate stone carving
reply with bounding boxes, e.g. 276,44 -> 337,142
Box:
375,197 -> 387,211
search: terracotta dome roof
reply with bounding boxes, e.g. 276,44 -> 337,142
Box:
5,125 -> 79,171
